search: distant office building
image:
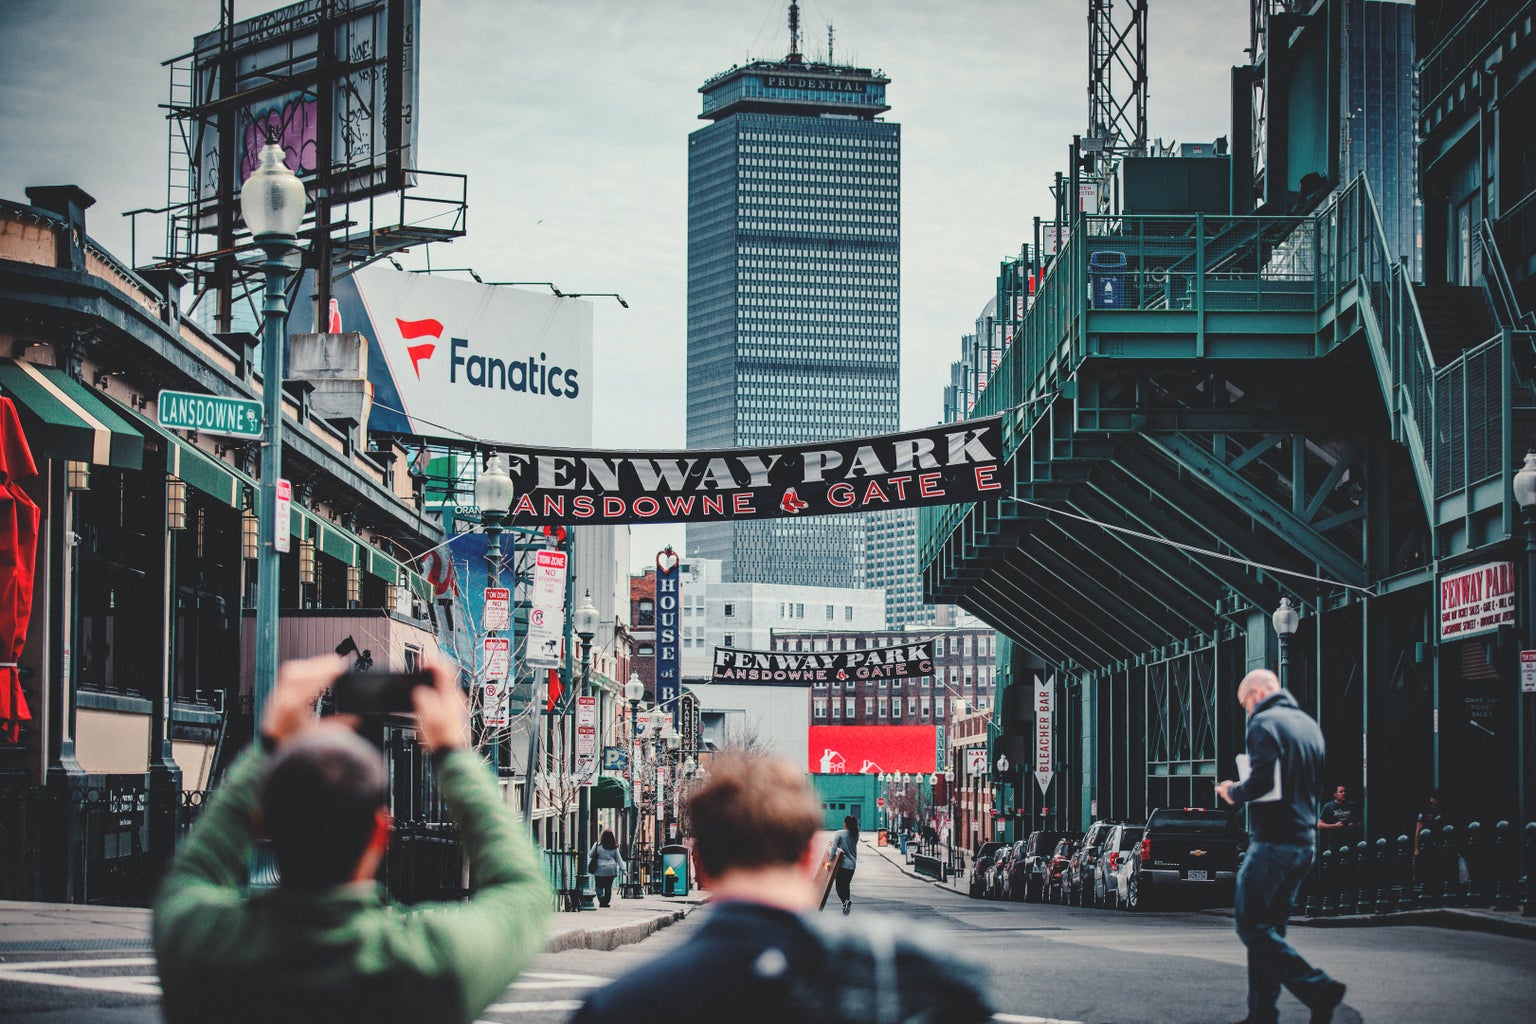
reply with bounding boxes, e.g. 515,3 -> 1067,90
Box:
1341,0 -> 1421,279
686,18 -> 900,588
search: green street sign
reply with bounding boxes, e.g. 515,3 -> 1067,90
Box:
157,390 -> 263,439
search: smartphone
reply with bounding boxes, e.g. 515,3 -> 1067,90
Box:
332,669 -> 433,715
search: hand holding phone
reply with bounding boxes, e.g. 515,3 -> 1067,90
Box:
332,669 -> 435,715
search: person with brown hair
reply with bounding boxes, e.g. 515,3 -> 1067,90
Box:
572,752 -> 991,1024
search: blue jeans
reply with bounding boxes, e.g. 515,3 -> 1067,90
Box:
1234,841 -> 1334,1022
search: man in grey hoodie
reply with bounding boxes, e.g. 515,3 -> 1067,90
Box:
1216,669 -> 1346,1024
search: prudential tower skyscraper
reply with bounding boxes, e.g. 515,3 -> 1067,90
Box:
686,3 -> 900,588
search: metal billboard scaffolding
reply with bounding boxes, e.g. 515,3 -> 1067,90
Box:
132,0 -> 466,338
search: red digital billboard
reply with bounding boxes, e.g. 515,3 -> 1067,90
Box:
808,725 -> 938,775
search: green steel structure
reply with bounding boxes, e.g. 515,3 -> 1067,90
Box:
925,176 -> 1536,836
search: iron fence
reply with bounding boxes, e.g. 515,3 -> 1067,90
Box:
383,821 -> 468,905
0,781 -> 151,906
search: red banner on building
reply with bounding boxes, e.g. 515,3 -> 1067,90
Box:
809,725 -> 938,775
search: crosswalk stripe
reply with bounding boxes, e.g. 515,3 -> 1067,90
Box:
992,1015 -> 1084,1024
484,999 -> 586,1013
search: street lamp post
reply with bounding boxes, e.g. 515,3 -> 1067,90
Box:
622,672 -> 644,898
242,136 -> 307,735
1273,597 -> 1300,693
1511,451 -> 1536,879
995,754 -> 1010,842
475,453 -> 514,773
573,590 -> 600,896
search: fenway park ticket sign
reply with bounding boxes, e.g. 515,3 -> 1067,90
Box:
495,417 -> 1004,526
712,641 -> 934,683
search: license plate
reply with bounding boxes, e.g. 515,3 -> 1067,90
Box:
1187,869 -> 1209,881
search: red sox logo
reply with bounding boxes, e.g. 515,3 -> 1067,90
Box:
780,488 -> 810,514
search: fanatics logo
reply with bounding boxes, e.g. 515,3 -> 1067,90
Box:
395,317 -> 443,378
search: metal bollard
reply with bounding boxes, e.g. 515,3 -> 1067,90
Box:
1374,837 -> 1391,913
1492,821 -> 1516,910
1416,828 -> 1438,908
1337,844 -> 1356,915
1355,840 -> 1373,915
1441,824 -> 1462,907
1466,822 -> 1486,907
1304,854 -> 1322,917
1319,847 -> 1336,916
1396,835 -> 1415,913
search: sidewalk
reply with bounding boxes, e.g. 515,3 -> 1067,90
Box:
0,892 -> 700,956
865,840 -> 1536,941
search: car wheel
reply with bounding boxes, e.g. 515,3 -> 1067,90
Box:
1128,874 -> 1145,912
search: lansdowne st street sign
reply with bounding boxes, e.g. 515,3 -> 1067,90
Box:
157,389 -> 263,439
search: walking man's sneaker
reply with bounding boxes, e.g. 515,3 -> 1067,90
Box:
842,899 -> 851,916
1308,980 -> 1347,1024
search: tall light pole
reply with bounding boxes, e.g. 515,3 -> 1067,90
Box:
242,135 -> 307,733
1511,451 -> 1536,863
475,453 -> 514,772
573,589 -> 600,890
1273,597 -> 1300,693
995,754 -> 1010,842
622,672 -> 645,898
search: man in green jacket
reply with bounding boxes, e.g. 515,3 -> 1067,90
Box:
154,653 -> 551,1024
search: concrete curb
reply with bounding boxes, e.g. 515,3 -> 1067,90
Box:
544,901 -> 703,953
1293,907 -> 1536,941
869,842 -> 969,896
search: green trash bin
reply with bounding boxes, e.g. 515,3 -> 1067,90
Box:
661,844 -> 689,896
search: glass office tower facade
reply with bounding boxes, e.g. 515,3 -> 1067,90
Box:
1343,0 -> 1421,280
687,53 -> 900,587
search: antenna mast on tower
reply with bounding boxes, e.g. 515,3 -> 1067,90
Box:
788,1 -> 802,62
828,22 -> 835,64
1087,0 -> 1149,175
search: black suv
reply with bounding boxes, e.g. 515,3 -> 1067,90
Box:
1020,830 -> 1076,902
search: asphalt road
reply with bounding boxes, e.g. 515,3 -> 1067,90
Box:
3,846 -> 1532,1023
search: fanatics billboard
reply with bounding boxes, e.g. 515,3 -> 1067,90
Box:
493,417 -> 1004,526
304,266 -> 594,447
712,641 -> 934,684
809,725 -> 939,775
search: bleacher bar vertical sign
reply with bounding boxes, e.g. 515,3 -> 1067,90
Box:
656,547 -> 680,727
1034,675 -> 1054,795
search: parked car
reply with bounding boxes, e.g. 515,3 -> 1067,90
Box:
1002,840 -> 1030,900
1020,830 -> 1076,902
967,841 -> 1005,898
1044,837 -> 1079,903
1063,821 -> 1117,906
1097,823 -> 1144,909
990,842 -> 1024,900
1121,807 -> 1247,911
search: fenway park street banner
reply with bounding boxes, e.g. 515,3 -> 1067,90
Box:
712,641 -> 934,683
495,417 -> 1004,526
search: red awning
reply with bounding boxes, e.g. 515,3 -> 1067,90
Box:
0,395 -> 39,743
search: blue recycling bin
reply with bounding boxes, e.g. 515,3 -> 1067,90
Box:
1089,250 -> 1127,308
660,844 -> 689,896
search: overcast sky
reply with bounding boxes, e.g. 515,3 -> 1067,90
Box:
0,0 -> 1247,568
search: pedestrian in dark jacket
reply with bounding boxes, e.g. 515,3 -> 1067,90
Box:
572,753 -> 992,1024
153,654 -> 551,1024
1217,669 -> 1346,1024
